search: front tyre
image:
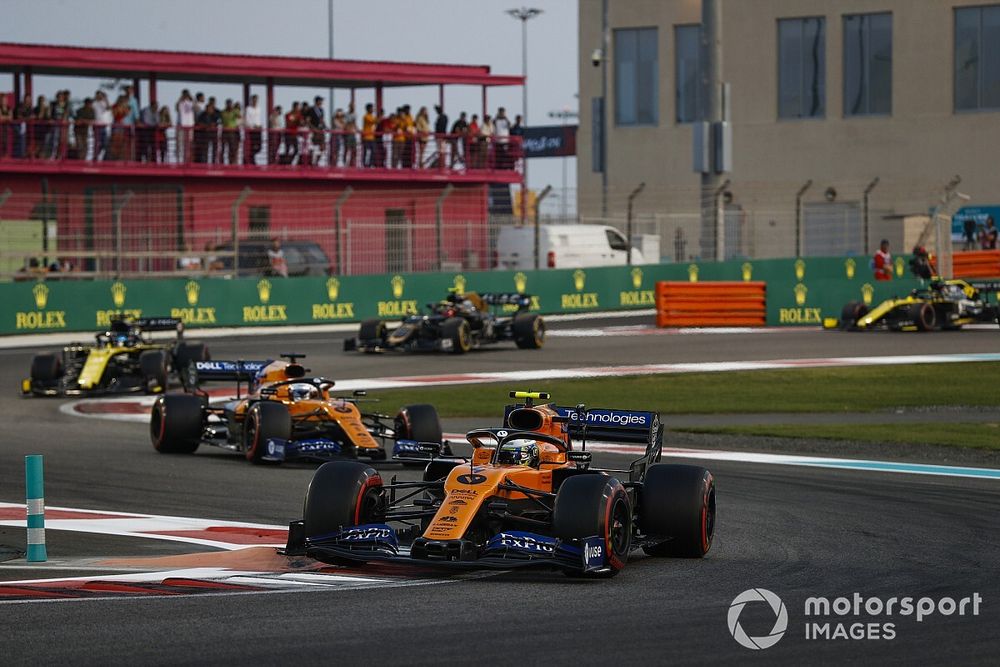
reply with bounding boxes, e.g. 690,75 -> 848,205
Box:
839,301 -> 868,329
243,401 -> 292,464
30,352 -> 63,382
553,474 -> 632,577
303,462 -> 385,563
441,317 -> 471,354
150,394 -> 203,454
640,464 -> 715,558
139,349 -> 169,394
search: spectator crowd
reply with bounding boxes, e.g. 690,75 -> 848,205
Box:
0,86 -> 525,170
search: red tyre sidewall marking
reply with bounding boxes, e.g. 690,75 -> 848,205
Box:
354,474 -> 383,525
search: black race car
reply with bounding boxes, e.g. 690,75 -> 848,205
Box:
22,317 -> 208,397
344,291 -> 545,354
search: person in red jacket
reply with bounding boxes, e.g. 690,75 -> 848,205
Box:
872,239 -> 893,281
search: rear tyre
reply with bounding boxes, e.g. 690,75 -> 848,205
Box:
30,353 -> 62,382
640,464 -> 715,558
150,394 -> 203,454
395,403 -> 444,468
441,317 -> 471,354
512,313 -> 545,349
839,302 -> 868,328
174,342 -> 209,387
910,302 -> 937,331
303,462 -> 384,563
553,474 -> 632,577
139,350 -> 169,393
243,401 -> 292,464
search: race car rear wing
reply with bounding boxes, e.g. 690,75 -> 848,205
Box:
480,292 -> 532,309
112,316 -> 184,333
191,360 -> 271,382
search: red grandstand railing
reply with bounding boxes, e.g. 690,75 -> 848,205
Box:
0,120 -> 524,176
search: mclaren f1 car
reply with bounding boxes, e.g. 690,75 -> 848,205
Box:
837,279 -> 1000,331
150,354 -> 445,465
344,291 -> 545,354
283,391 -> 716,577
22,317 -> 208,397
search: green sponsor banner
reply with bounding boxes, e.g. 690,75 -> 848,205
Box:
0,256 -> 921,335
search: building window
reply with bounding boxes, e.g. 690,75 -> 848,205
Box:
778,17 -> 826,119
614,27 -> 658,125
955,5 -> 1000,111
675,24 -> 701,123
843,13 -> 892,116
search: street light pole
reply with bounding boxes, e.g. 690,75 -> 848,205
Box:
548,108 -> 579,221
507,7 -> 543,223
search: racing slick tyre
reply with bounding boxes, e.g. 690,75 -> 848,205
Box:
243,401 -> 292,465
553,474 -> 632,578
910,302 -> 937,332
174,342 -> 209,387
640,464 -> 715,558
358,319 -> 387,345
139,350 -> 169,394
30,353 -> 62,382
441,317 -> 471,354
303,462 -> 384,564
839,301 -> 868,329
150,394 -> 203,454
512,313 -> 545,349
395,403 -> 444,468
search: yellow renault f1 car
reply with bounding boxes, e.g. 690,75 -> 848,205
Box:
837,279 -> 1000,332
150,354 -> 444,465
283,391 -> 716,577
22,317 -> 208,397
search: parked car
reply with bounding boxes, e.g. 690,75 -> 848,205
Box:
209,240 -> 331,276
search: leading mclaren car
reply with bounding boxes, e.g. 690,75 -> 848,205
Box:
283,391 -> 716,577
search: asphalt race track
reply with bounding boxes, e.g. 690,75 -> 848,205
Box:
1,322 -> 998,664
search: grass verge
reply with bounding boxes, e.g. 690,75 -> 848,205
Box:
367,362 -> 1000,418
673,423 -> 1000,450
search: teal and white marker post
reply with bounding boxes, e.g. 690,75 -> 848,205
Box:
25,455 -> 47,562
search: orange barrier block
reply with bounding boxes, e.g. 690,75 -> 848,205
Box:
953,250 -> 1000,279
655,281 -> 767,328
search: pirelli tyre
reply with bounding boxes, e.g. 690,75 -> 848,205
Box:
139,349 -> 169,394
174,342 -> 210,387
30,352 -> 62,382
640,464 -> 715,558
512,313 -> 545,349
243,401 -> 292,464
150,394 -> 203,454
553,474 -> 632,577
910,302 -> 937,331
358,319 -> 387,345
394,404 -> 443,444
441,317 -> 471,354
840,301 -> 869,329
303,462 -> 384,563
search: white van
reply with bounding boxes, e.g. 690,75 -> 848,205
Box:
495,224 -> 646,269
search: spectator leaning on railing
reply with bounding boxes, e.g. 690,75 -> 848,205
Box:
72,97 -> 94,160
245,94 -> 262,165
0,94 -> 11,158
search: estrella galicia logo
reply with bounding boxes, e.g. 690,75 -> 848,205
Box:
457,474 -> 487,485
438,515 -> 458,523
728,588 -> 788,650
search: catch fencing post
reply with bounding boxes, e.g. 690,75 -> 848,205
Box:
25,455 -> 47,562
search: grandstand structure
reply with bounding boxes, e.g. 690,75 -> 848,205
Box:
0,42 -> 524,277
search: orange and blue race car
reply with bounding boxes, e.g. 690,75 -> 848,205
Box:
150,354 -> 444,465
283,391 -> 716,577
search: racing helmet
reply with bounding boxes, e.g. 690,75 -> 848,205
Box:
288,382 -> 319,401
496,439 -> 541,468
